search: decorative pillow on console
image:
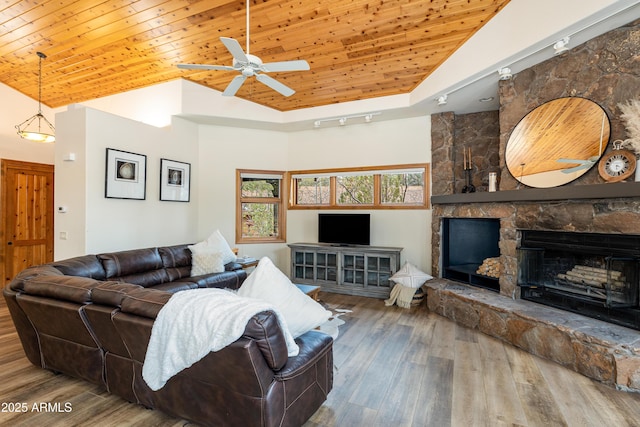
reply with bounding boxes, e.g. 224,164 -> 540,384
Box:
189,247 -> 225,276
237,257 -> 331,338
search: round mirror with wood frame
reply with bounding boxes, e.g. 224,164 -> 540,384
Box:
505,97 -> 610,188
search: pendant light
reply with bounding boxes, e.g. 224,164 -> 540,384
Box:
15,51 -> 55,143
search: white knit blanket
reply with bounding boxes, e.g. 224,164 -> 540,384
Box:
142,288 -> 299,391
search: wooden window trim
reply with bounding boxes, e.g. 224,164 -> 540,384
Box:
288,163 -> 430,210
236,169 -> 286,244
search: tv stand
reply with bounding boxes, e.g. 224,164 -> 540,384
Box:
288,243 -> 403,298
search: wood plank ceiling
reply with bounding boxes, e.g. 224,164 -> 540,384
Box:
0,0 -> 510,112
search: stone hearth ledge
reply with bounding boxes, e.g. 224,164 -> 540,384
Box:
424,279 -> 640,392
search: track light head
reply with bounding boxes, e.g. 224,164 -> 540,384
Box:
553,36 -> 570,55
498,67 -> 512,80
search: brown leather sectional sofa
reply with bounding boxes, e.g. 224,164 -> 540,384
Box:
3,244 -> 333,426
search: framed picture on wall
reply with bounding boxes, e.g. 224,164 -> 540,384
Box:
105,148 -> 147,200
160,158 -> 191,202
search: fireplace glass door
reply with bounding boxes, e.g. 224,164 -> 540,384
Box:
518,229 -> 640,330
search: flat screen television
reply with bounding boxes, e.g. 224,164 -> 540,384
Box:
318,213 -> 370,246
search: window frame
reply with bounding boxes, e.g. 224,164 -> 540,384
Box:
288,163 -> 430,210
236,169 -> 286,244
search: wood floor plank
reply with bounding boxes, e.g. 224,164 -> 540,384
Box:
334,403 -> 378,427
536,356 -> 633,427
348,323 -> 413,409
505,345 -> 569,426
451,338 -> 489,426
372,359 -> 424,427
477,333 -> 529,426
427,312 -> 457,360
413,355 -> 454,426
2,293 -> 640,426
402,311 -> 438,366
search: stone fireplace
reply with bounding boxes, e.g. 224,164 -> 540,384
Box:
427,18 -> 640,391
518,229 -> 640,330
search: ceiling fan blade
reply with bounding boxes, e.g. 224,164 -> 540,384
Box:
222,75 -> 247,96
262,60 -> 310,72
255,74 -> 295,97
562,164 -> 589,174
220,37 -> 249,64
177,63 -> 236,71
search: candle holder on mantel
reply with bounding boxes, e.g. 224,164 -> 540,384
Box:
462,147 -> 476,193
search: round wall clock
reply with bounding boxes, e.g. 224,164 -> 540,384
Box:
598,140 -> 637,182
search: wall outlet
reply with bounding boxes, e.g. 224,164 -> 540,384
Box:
60,231 -> 68,240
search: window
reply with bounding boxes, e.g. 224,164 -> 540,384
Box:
289,164 -> 429,209
236,170 -> 286,243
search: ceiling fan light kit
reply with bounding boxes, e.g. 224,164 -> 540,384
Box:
177,1 -> 309,98
16,51 -> 55,143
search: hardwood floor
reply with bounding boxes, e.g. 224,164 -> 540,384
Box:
2,292 -> 640,426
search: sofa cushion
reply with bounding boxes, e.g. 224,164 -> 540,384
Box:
120,288 -> 172,319
51,255 -> 106,280
99,248 -> 164,279
158,244 -> 192,281
19,275 -> 102,304
173,270 -> 247,290
152,281 -> 199,293
99,248 -> 170,287
91,282 -> 144,307
113,269 -> 171,288
158,244 -> 192,268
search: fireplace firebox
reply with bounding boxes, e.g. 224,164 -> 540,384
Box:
518,229 -> 640,330
442,218 -> 500,292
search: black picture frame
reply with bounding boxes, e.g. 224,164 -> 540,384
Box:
105,148 -> 147,200
160,158 -> 191,202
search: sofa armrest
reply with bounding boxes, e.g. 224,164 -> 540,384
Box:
275,330 -> 333,379
243,311 -> 290,370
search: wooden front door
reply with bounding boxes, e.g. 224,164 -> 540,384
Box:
1,159 -> 54,284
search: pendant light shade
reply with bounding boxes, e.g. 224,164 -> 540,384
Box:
16,52 -> 55,143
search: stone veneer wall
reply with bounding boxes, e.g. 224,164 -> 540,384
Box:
428,19 -> 640,390
431,18 -> 640,297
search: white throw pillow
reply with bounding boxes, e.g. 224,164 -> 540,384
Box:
190,249 -> 225,276
390,262 -> 433,289
189,229 -> 237,266
237,257 -> 331,338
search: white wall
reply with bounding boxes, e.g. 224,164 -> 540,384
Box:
197,125 -> 290,270
286,116 -> 433,273
55,105 -> 200,257
195,116 -> 432,274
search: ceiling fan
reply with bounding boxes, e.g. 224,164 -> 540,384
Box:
177,0 -> 309,97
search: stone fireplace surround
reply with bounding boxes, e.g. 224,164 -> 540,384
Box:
427,19 -> 640,391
